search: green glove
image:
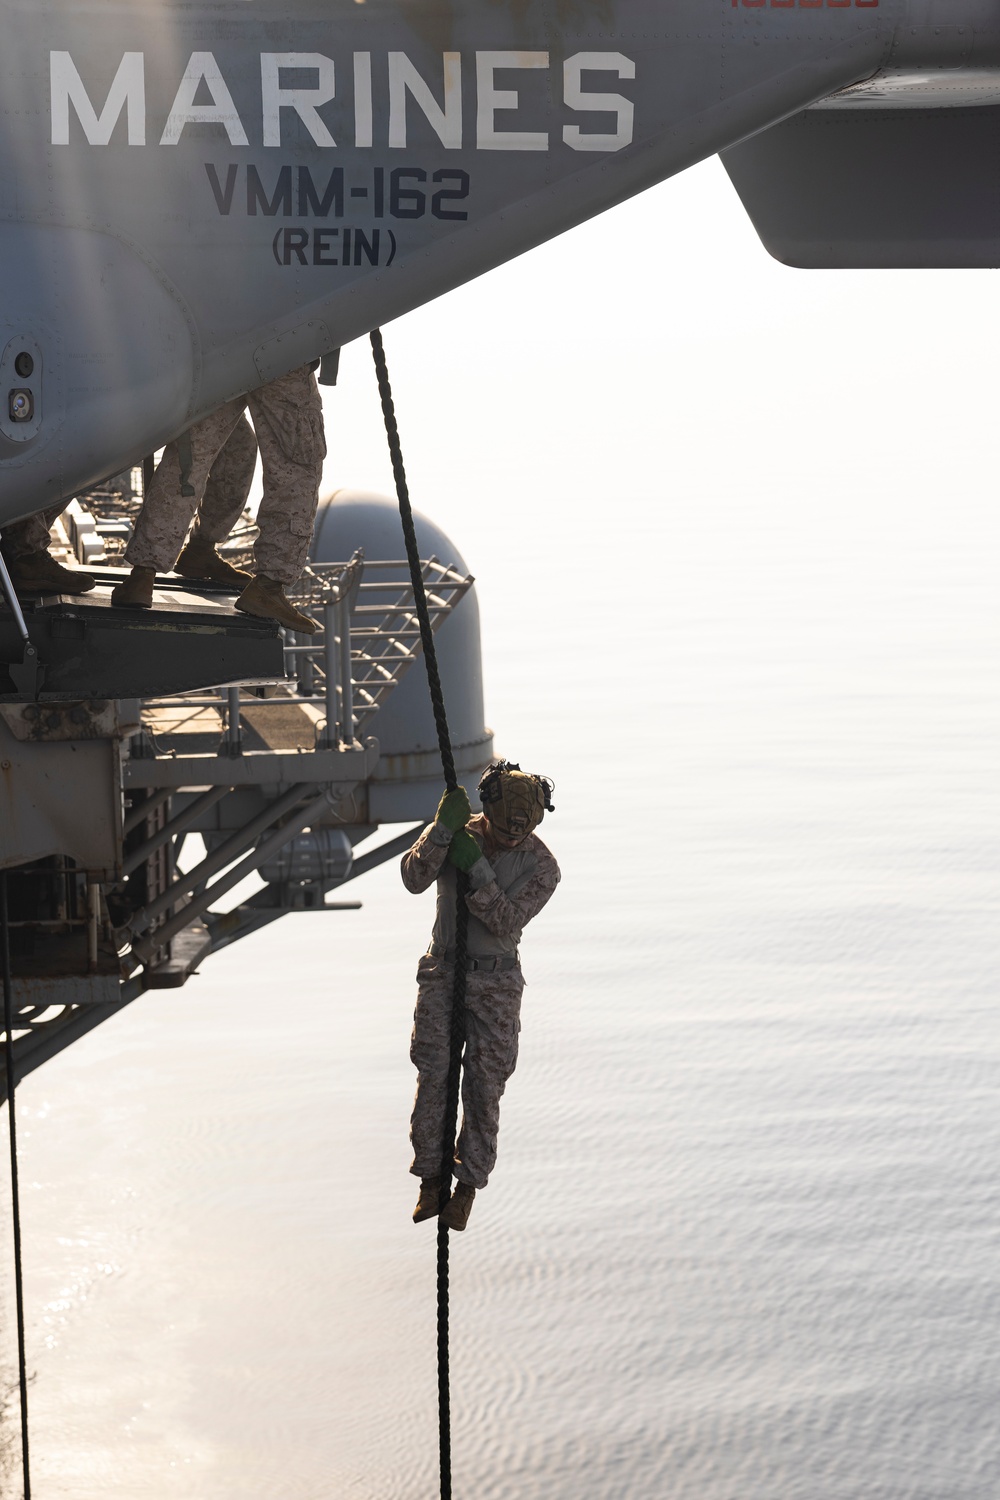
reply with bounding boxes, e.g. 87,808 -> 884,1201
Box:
448,828 -> 483,872
436,786 -> 471,832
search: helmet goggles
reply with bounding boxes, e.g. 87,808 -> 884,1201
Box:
478,761 -> 555,840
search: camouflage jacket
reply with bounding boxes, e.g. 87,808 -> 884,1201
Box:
401,811 -> 560,960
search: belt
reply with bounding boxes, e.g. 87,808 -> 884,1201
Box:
428,942 -> 519,973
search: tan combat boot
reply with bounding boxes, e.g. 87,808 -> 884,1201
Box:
234,574 -> 319,634
6,549 -> 95,595
413,1177 -> 445,1224
175,537 -> 251,591
110,566 -> 156,609
440,1182 -> 476,1232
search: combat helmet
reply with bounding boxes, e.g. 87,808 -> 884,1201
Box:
478,760 -> 555,840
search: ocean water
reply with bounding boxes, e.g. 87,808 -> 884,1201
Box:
2,446 -> 1000,1496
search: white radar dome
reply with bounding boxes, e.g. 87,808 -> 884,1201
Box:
311,489 -> 494,823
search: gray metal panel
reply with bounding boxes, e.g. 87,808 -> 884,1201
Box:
122,741 -> 375,789
721,104 -> 1000,268
0,713 -> 123,873
0,584 -> 284,700
367,736 -> 496,824
0,0 -> 896,515
0,222 -> 194,507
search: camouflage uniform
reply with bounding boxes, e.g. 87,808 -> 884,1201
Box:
2,506 -> 64,559
0,417 -> 258,565
125,363 -> 326,586
402,811 -> 560,1190
193,413 -> 258,548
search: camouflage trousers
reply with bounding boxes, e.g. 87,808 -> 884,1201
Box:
2,506 -> 64,559
126,364 -> 326,585
0,420 -> 257,562
409,953 -> 524,1191
193,413 -> 258,545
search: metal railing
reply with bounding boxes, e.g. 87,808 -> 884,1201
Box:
141,550 -> 474,756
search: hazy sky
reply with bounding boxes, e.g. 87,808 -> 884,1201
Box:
308,150 -> 996,626
283,151 -> 1000,758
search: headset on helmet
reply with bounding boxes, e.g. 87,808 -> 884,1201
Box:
477,760 -> 555,838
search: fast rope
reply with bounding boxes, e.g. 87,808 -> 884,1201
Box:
371,329 -> 468,1500
1,871 -> 31,1499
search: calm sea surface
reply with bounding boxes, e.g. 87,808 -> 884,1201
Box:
2,475 -> 999,1499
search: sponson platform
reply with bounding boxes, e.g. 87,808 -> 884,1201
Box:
0,570 -> 283,703
0,494 -> 494,1102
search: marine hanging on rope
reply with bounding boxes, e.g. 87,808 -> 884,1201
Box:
403,761 -> 560,1232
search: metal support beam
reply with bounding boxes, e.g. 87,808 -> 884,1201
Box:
225,686 -> 242,757
131,780 -> 314,935
127,785 -> 337,969
204,822 -> 423,954
348,823 -> 424,883
86,882 -> 100,972
123,785 -> 232,876
123,788 -> 173,836
340,596 -> 354,744
123,739 -> 376,788
0,549 -> 41,698
323,601 -> 338,748
0,553 -> 31,642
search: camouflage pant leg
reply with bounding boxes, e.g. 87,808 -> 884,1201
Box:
455,970 -> 523,1190
125,400 -> 245,570
410,957 -> 455,1182
410,957 -> 523,1190
246,364 -> 326,586
192,414 -> 258,545
2,505 -> 65,560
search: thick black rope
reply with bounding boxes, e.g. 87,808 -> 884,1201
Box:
1,872 -> 31,1500
371,329 -> 468,1500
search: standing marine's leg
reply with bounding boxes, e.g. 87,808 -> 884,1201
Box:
235,365 -> 325,634
3,507 -> 66,561
175,414 -> 257,589
115,400 -> 245,607
191,414 -> 258,548
245,364 -> 326,585
1,506 -> 95,594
